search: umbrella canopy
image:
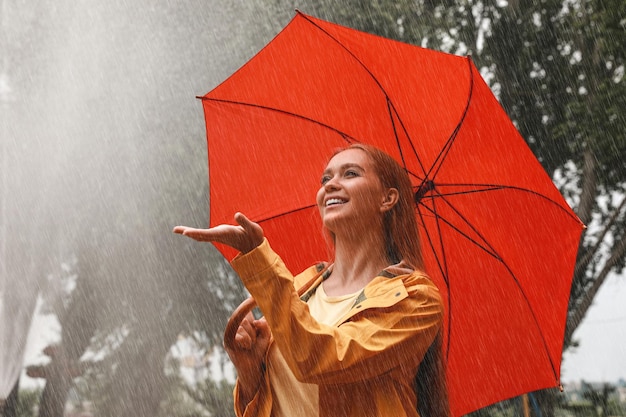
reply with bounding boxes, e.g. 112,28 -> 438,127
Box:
199,11 -> 583,416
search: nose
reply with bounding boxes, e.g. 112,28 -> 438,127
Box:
323,175 -> 340,191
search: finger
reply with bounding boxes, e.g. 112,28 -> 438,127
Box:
254,318 -> 271,340
172,226 -> 212,241
234,212 -> 253,230
174,225 -> 239,243
239,318 -> 257,342
235,328 -> 252,350
172,226 -> 189,235
234,213 -> 264,248
181,228 -> 215,242
235,317 -> 256,348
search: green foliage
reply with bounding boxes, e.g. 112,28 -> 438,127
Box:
486,0 -> 625,186
13,388 -> 41,417
465,397 -> 519,417
159,376 -> 234,417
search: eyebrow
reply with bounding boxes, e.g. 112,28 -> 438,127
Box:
322,163 -> 365,175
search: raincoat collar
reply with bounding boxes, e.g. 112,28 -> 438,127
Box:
298,260 -> 416,324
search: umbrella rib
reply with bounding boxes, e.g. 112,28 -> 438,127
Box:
421,189 -> 559,379
300,14 -> 433,180
421,182 -> 581,223
418,202 -> 499,259
386,98 -> 428,177
381,58 -> 475,194
200,97 -> 361,146
416,194 -> 454,360
418,194 -> 451,282
202,97 -> 429,184
426,58 -> 475,181
299,14 -> 391,104
251,204 -> 318,225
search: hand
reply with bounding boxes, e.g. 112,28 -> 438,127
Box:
225,313 -> 271,407
173,212 -> 264,254
227,313 -> 271,365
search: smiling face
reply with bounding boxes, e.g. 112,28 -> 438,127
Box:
316,148 -> 396,235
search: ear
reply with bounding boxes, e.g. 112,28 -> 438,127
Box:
380,188 -> 399,213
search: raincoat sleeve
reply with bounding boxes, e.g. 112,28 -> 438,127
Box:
231,238 -> 443,386
232,370 -> 272,417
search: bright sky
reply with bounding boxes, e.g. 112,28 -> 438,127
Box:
561,272 -> 626,383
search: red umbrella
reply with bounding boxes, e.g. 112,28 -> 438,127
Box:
198,11 -> 583,416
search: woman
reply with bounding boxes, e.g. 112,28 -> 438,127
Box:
174,144 -> 450,417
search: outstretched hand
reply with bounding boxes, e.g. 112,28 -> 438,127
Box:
173,212 -> 264,254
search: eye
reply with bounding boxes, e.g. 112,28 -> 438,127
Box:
320,174 -> 331,185
345,169 -> 360,178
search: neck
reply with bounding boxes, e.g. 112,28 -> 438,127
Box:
325,227 -> 390,296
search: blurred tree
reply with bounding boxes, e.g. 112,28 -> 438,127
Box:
581,381 -> 616,417
13,387 -> 40,417
159,370 -> 234,417
5,1 -> 251,415
31,246 -> 105,417
480,2 -> 625,416
0,380 -> 19,417
480,0 -> 626,347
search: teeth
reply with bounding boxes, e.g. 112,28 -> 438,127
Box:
326,198 -> 346,207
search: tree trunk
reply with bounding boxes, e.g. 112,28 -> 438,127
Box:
0,379 -> 19,417
534,388 -> 558,417
566,230 -> 626,345
102,337 -> 172,417
37,362 -> 72,417
576,148 -> 597,227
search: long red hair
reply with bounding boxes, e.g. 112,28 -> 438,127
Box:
330,144 -> 450,417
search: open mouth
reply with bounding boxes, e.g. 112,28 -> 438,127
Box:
325,198 -> 347,207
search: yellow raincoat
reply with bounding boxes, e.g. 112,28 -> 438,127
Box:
231,239 -> 443,417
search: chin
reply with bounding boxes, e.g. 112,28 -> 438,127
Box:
322,215 -> 356,235
321,214 -> 340,232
